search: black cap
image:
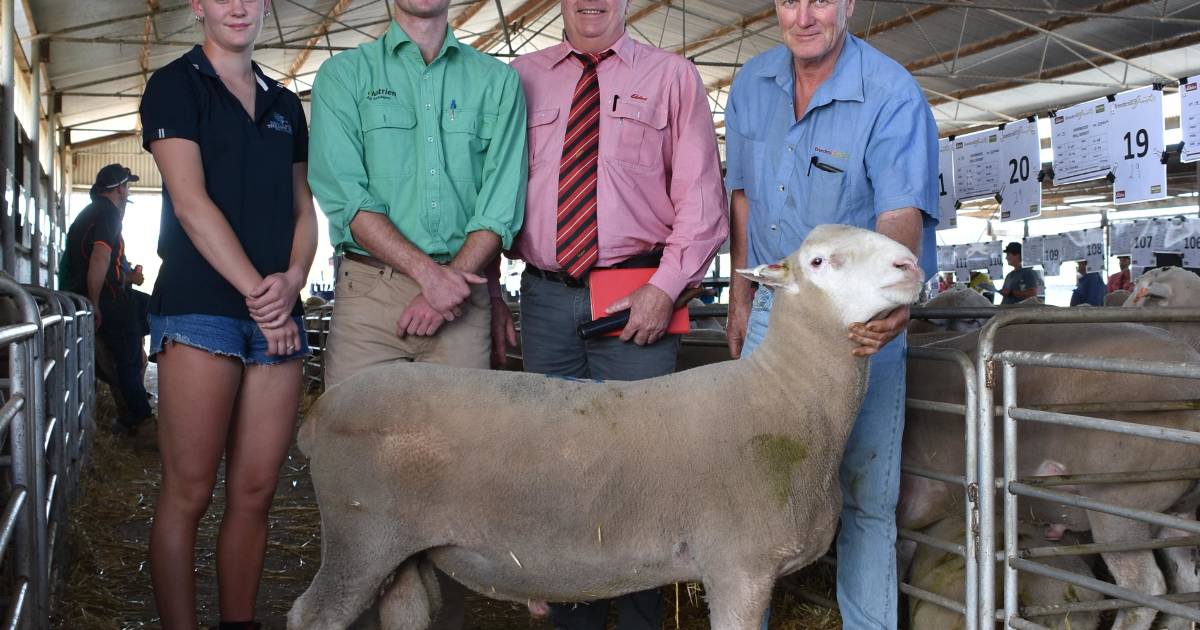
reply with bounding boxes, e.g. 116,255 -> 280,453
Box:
1004,242 -> 1022,255
93,163 -> 139,191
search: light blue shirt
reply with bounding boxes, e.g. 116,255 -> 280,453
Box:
724,35 -> 939,276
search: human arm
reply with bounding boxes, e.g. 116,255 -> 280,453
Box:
247,161 -> 319,328
848,207 -> 923,357
611,62 -> 728,346
727,189 -> 753,358
149,139 -> 265,297
396,230 -> 498,337
86,243 -> 112,327
849,93 -> 939,356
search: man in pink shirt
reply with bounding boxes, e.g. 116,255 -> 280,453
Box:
502,0 -> 726,625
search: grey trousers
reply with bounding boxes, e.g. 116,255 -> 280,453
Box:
519,271 -> 678,630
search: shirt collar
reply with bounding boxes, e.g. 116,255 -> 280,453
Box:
548,32 -> 635,69
757,34 -> 865,106
384,20 -> 460,61
184,44 -> 280,96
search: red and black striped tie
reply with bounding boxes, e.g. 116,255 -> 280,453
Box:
556,51 -> 612,278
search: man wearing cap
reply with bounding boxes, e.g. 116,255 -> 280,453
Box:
1000,242 -> 1042,304
62,164 -> 154,436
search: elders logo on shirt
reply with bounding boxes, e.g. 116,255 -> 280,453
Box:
266,112 -> 293,135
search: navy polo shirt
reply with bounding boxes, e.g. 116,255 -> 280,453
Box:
140,45 -> 308,320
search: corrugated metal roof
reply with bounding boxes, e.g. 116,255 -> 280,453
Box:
20,0 -> 1200,148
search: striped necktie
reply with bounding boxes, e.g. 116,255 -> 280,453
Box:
556,51 -> 613,278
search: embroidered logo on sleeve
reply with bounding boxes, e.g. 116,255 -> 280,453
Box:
266,112 -> 294,135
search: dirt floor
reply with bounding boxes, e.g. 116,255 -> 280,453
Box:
54,373 -> 842,629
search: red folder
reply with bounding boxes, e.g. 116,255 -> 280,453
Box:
588,268 -> 690,337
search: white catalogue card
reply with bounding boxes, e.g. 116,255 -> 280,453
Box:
998,118 -> 1042,222
1110,86 -> 1166,204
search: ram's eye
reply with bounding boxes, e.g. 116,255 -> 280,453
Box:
810,257 -> 824,267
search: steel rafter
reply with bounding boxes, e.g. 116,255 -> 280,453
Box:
283,0 -> 353,87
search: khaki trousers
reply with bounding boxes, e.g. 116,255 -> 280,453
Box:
323,256 -> 491,388
325,256 -> 488,630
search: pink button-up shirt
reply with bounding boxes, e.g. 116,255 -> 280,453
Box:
509,34 -> 728,300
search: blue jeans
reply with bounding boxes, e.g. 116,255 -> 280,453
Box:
97,325 -> 154,429
149,313 -> 309,365
519,271 -> 675,630
743,287 -> 906,630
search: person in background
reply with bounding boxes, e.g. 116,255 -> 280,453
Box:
61,163 -> 155,441
1000,242 -> 1042,304
967,270 -> 997,303
1107,255 -> 1134,293
1071,260 -> 1106,306
139,0 -> 317,626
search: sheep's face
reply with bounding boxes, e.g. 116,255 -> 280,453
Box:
738,225 -> 923,326
1126,267 -> 1200,307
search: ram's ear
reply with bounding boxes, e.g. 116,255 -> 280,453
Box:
736,262 -> 800,294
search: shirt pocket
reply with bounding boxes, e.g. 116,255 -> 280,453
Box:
360,104 -> 416,178
527,108 -> 560,168
441,109 -> 494,182
607,99 -> 668,170
804,166 -> 847,227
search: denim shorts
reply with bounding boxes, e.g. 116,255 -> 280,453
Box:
149,313 -> 309,365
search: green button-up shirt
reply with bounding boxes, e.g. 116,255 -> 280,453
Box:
309,22 -> 527,260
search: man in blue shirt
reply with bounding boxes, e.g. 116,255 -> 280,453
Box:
1070,260 -> 1106,306
723,0 -> 939,626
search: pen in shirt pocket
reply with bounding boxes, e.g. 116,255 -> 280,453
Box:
450,99 -> 457,121
809,155 -> 844,175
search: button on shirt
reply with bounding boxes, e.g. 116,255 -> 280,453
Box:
724,35 -> 939,276
140,46 -> 308,319
510,34 -> 728,300
308,22 -> 527,260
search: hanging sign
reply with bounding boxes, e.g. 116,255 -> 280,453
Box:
953,129 -> 1002,201
937,137 -> 958,231
1050,97 -> 1112,185
1023,236 -> 1044,268
1130,220 -> 1160,268
1063,228 -> 1105,270
937,245 -> 956,272
998,118 -> 1042,222
1181,77 -> 1200,163
1041,235 -> 1064,275
1110,86 -> 1167,205
1108,221 -> 1136,256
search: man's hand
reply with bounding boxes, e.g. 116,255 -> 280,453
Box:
490,297 -> 518,369
848,305 -> 909,357
606,284 -> 673,346
128,265 -> 145,286
260,318 -> 302,357
397,294 -> 452,338
726,296 -> 751,359
247,269 -> 305,329
412,263 -> 485,318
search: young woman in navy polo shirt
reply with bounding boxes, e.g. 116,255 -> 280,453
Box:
139,0 -> 316,627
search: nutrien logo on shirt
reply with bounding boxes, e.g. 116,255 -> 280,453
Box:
266,112 -> 293,135
366,88 -> 397,101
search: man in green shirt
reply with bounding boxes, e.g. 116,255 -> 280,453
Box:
309,1 -> 527,393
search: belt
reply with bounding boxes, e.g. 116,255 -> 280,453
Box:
524,265 -> 588,288
524,250 -> 664,289
343,251 -> 388,271
343,251 -> 450,271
